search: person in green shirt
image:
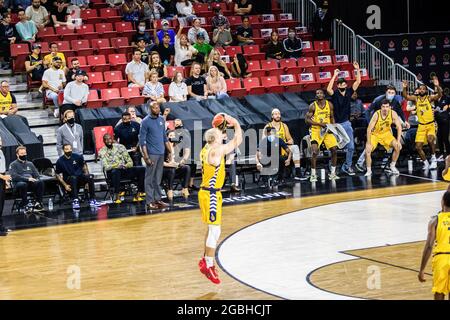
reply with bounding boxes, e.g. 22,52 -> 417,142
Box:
193,33 -> 213,61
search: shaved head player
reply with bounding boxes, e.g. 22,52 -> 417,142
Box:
198,114 -> 243,284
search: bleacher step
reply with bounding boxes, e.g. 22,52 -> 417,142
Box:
18,109 -> 59,127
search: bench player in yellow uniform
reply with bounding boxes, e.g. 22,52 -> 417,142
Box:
443,156 -> 450,182
403,78 -> 442,170
305,89 -> 339,182
419,190 -> 450,300
198,114 -> 243,284
364,99 -> 403,177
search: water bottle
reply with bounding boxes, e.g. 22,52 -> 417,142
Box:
320,169 -> 326,180
48,198 -> 53,211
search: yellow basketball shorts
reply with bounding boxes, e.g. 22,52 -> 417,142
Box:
432,254 -> 450,294
416,123 -> 436,143
311,131 -> 338,150
199,189 -> 222,225
442,170 -> 450,182
369,132 -> 395,151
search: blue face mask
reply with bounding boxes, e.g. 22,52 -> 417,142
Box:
386,93 -> 395,101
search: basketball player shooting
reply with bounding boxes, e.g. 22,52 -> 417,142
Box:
198,113 -> 243,284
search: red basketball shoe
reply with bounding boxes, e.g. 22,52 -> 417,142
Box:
198,258 -> 207,275
205,266 -> 221,284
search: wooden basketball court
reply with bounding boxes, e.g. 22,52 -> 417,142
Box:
0,181 -> 446,300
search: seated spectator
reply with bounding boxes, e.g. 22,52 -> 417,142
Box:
212,21 -> 232,47
174,25 -> 198,67
0,13 -> 18,70
162,130 -> 191,200
265,30 -> 285,60
176,0 -> 196,23
168,71 -> 188,102
42,56 -> 66,118
172,118 -> 197,189
99,133 -> 146,204
51,0 -> 70,27
193,32 -> 213,59
211,6 -> 229,30
55,144 -> 100,209
0,0 -> 10,16
43,42 -> 67,70
25,43 -> 44,81
311,0 -> 332,41
0,136 -> 11,236
132,20 -> 154,47
143,70 -> 167,104
159,0 -> 177,19
235,16 -> 254,46
122,0 -> 141,28
155,32 -> 175,65
125,50 -> 149,88
187,18 -> 210,44
56,109 -> 84,156
231,53 -> 251,78
0,80 -> 18,117
114,111 -> 142,166
15,9 -> 37,42
155,19 -> 176,46
116,106 -> 142,126
234,0 -> 252,16
350,92 -> 367,129
66,58 -> 89,83
106,0 -> 123,7
186,62 -> 207,100
9,146 -> 44,213
135,38 -> 153,65
70,0 -> 89,9
206,65 -> 228,99
283,28 -> 303,59
141,0 -> 165,26
207,48 -> 231,79
149,51 -> 170,84
61,69 -> 88,116
25,0 -> 50,29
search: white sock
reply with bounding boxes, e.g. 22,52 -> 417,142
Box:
205,256 -> 214,268
431,154 -> 436,161
311,169 -> 316,176
331,166 -> 336,174
390,162 -> 396,167
366,167 -> 372,173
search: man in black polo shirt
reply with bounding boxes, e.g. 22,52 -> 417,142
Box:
115,111 -> 141,166
156,33 -> 175,66
326,62 -> 361,176
55,144 -> 100,210
186,62 -> 207,101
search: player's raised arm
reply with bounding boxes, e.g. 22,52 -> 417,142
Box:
220,115 -> 243,155
429,77 -> 443,102
402,80 -> 417,102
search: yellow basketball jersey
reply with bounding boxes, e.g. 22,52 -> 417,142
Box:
373,110 -> 393,135
433,212 -> 450,255
416,96 -> 434,124
267,122 -> 287,143
311,100 -> 331,134
443,170 -> 450,182
0,92 -> 12,113
200,145 -> 225,189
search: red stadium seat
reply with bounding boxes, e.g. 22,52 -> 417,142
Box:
316,71 -> 332,84
71,39 -> 94,56
91,38 -> 114,56
55,26 -> 77,41
228,16 -> 242,26
95,23 -> 115,39
120,87 -> 145,105
260,59 -> 279,75
37,27 -> 58,42
297,57 -> 315,70
80,9 -> 101,24
193,2 -> 209,13
358,68 -> 375,87
10,43 -> 30,72
242,45 -> 265,61
315,55 -> 333,68
68,56 -> 88,69
110,37 -> 133,55
87,90 -> 103,108
248,15 -> 263,28
298,73 -> 320,91
54,40 -> 72,57
225,46 -> 242,57
93,126 -> 114,157
167,66 -> 186,79
247,60 -> 264,78
99,8 -> 122,22
280,58 -> 298,70
77,24 -> 97,40
225,78 -> 246,97
87,55 -> 109,72
86,72 -> 107,89
243,77 -> 265,95
108,53 -> 127,72
314,41 -> 330,51
101,88 -> 125,107
163,84 -> 169,98
279,74 -> 302,92
103,71 -> 127,88
114,22 -> 135,41
261,76 -> 284,94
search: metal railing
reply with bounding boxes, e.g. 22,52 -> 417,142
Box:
278,0 -> 317,27
394,63 -> 434,93
332,20 -> 356,62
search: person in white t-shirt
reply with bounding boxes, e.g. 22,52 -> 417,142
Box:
169,71 -> 188,102
42,56 -> 66,118
174,24 -> 198,67
25,0 -> 49,29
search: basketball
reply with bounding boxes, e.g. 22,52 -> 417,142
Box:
212,113 -> 228,131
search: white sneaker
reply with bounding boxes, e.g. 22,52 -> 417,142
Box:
430,161 -> 437,170
328,173 -> 340,180
53,108 -> 60,118
310,174 -> 318,182
364,171 -> 372,177
422,161 -> 430,170
390,166 -> 400,175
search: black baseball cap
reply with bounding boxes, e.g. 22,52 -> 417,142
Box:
75,69 -> 86,77
337,77 -> 347,84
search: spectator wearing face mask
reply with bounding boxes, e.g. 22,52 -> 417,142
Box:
56,109 -> 84,156
311,0 -> 333,41
132,21 -> 154,47
366,85 -> 407,124
283,28 -> 302,59
187,18 -> 209,45
156,19 -> 176,46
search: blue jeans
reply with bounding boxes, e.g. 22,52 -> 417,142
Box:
339,121 -> 355,169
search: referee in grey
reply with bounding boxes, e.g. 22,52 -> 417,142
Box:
139,101 -> 172,211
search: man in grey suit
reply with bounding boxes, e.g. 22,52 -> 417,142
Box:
56,109 -> 84,156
